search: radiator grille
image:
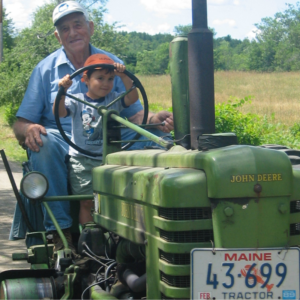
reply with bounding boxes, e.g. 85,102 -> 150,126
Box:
290,201 -> 300,213
161,272 -> 190,288
160,250 -> 190,265
159,207 -> 211,220
160,229 -> 213,243
290,223 -> 300,235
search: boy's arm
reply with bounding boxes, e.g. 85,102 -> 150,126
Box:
121,76 -> 139,106
52,75 -> 72,117
114,64 -> 138,106
52,94 -> 67,118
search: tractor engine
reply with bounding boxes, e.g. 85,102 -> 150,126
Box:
91,143 -> 300,299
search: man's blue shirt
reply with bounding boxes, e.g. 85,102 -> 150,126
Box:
17,44 -> 143,133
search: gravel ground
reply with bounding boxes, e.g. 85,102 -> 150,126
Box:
0,156 -> 30,271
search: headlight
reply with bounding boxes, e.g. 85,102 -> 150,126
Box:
21,172 -> 49,200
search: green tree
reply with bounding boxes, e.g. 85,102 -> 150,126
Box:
214,40 -> 232,70
2,8 -> 15,49
115,31 -> 173,73
174,24 -> 192,35
252,3 -> 300,71
90,8 -> 127,57
136,42 -> 170,75
255,17 -> 283,71
174,24 -> 216,37
211,3 -> 300,71
0,0 -> 128,125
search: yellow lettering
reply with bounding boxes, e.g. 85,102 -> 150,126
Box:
231,173 -> 283,183
122,203 -> 144,222
122,203 -> 131,218
131,205 -> 134,220
249,175 -> 255,182
121,203 -> 125,217
134,207 -> 138,221
242,175 -> 248,182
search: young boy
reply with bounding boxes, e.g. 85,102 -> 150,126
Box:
53,53 -> 139,225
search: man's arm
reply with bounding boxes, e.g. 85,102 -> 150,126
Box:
13,118 -> 47,152
128,110 -> 174,133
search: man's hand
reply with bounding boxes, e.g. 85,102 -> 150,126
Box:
13,118 -> 47,152
24,124 -> 47,152
149,111 -> 174,133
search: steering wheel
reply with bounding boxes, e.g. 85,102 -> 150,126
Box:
54,64 -> 148,157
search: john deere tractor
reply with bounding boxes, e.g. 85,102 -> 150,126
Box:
1,0 -> 300,299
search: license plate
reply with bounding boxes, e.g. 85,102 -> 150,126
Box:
191,248 -> 300,300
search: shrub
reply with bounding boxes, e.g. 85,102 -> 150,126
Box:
215,96 -> 263,145
215,95 -> 300,149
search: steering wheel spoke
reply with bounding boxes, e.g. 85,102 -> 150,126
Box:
65,93 -> 99,110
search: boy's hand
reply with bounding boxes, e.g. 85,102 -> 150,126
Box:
58,75 -> 72,91
114,63 -> 126,77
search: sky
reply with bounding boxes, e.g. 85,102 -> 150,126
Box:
3,0 -> 300,40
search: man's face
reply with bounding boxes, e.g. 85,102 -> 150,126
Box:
55,13 -> 94,56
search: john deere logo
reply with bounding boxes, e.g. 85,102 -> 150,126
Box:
231,173 -> 283,183
121,202 -> 144,222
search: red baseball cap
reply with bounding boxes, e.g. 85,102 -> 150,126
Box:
81,54 -> 115,82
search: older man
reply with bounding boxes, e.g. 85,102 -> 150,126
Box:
11,1 -> 173,253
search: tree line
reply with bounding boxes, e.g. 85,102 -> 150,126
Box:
1,1 -> 300,125
123,2 -> 300,73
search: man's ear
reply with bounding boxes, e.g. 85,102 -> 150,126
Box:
54,30 -> 62,45
89,21 -> 94,36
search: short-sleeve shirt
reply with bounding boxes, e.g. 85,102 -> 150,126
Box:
16,44 -> 143,133
65,93 -> 126,159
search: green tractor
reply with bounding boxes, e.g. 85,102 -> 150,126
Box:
1,0 -> 300,299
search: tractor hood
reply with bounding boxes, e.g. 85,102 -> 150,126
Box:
102,145 -> 293,199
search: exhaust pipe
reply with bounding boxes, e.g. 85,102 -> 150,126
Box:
188,0 -> 215,149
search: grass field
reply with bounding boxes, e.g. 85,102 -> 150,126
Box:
1,71 -> 300,163
0,109 -> 27,164
138,71 -> 300,127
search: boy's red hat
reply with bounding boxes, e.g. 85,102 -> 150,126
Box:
81,54 -> 115,82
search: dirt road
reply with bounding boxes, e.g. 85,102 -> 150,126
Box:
0,156 -> 30,271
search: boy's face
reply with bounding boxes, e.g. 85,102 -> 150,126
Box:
84,69 -> 115,99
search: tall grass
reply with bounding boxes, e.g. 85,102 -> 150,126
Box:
139,72 -> 300,127
214,71 -> 300,127
137,75 -> 172,111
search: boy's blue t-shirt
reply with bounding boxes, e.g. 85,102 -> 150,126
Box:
65,93 -> 126,160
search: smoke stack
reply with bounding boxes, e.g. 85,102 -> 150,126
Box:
188,0 -> 215,150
